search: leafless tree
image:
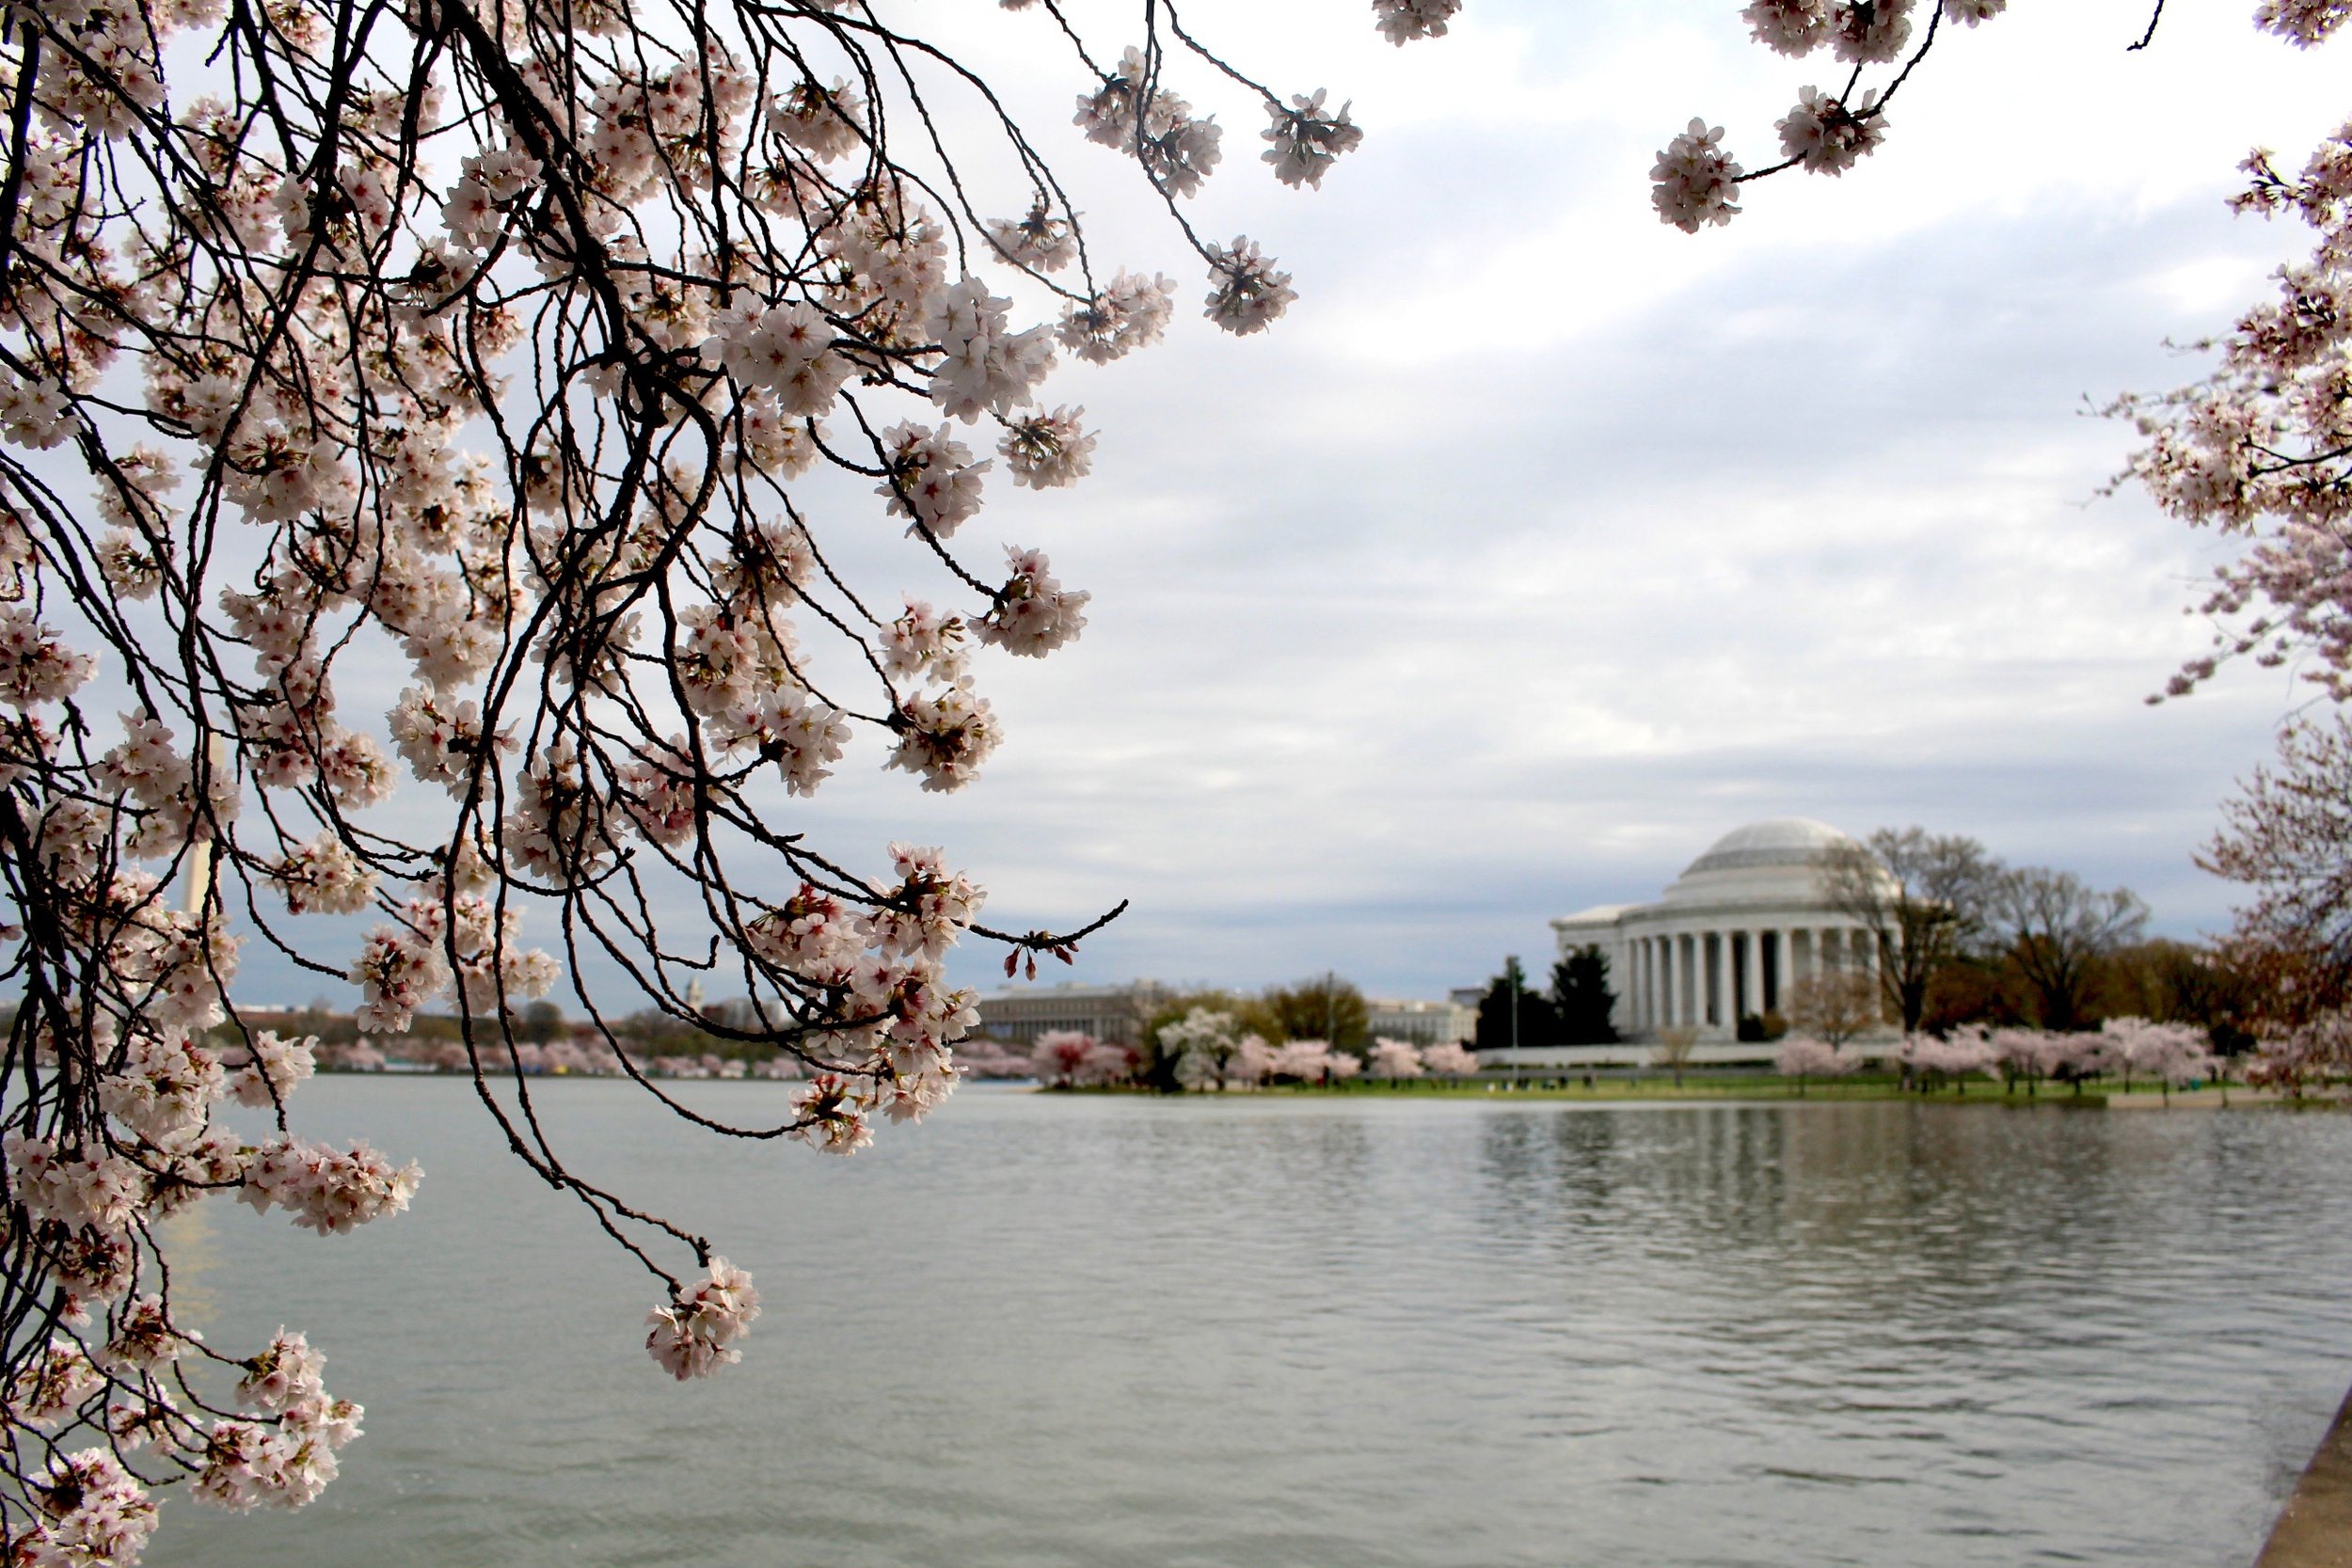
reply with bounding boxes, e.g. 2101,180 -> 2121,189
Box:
1989,868 -> 2149,1034
1781,968 -> 1881,1049
1650,1026 -> 1697,1088
1815,829 -> 1999,1034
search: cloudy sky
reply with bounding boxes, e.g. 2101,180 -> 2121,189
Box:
200,1 -> 2352,1009
849,0 -> 2352,1005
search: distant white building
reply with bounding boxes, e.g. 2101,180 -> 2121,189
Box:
1365,997 -> 1476,1046
1531,818 -> 1892,1064
974,980 -> 1169,1047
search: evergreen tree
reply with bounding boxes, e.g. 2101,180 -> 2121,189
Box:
1475,958 -> 1559,1051
1551,946 -> 1620,1044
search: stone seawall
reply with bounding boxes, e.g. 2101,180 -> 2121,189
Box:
2257,1387 -> 2352,1567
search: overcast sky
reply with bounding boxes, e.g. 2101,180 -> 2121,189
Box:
215,2 -> 2352,1009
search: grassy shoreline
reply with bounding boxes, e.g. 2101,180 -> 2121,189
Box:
1057,1075 -> 2323,1108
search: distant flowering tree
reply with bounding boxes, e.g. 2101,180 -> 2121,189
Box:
2249,1009 -> 2352,1095
1268,1038 -> 1335,1085
1159,1006 -> 1242,1091
1078,1039 -> 1139,1087
1028,1031 -> 1099,1091
1232,1033 -> 1279,1088
2102,1016 -> 2215,1101
1984,1025 -> 2097,1096
0,0 -> 1452,1545
1900,1030 -> 1996,1095
2201,721 -> 2352,990
1366,1037 -> 1423,1081
1772,1035 -> 1851,1096
1419,1039 -> 1479,1077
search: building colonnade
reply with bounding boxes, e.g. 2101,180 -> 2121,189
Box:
1620,924 -> 1878,1034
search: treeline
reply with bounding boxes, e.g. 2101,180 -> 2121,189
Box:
199,998 -> 803,1071
1470,829 -> 2263,1054
961,973 -> 1471,1093
1820,829 -> 2257,1049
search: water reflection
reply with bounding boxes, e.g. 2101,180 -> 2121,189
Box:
150,1085 -> 2352,1568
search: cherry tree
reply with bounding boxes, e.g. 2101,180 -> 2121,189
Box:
1232,1032 -> 1278,1088
1028,1030 -> 1099,1090
1418,1039 -> 1478,1077
2201,718 -> 2352,982
1079,1038 -> 1139,1086
1899,1029 -> 1994,1094
1772,1034 -> 1852,1095
1268,1037 -> 1334,1085
1159,1005 -> 1241,1090
1366,1037 -> 1422,1081
2102,1016 -> 2215,1101
0,0 -> 1463,1552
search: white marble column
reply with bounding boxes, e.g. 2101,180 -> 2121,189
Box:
1657,934 -> 1671,1027
1684,930 -> 1703,1029
1709,931 -> 1729,1031
1652,936 -> 1665,1028
1655,936 -> 1671,1028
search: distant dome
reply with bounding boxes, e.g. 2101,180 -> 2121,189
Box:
1654,817 -> 1863,906
1680,817 -> 1858,878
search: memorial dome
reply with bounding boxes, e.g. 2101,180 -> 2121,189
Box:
1660,817 -> 1860,905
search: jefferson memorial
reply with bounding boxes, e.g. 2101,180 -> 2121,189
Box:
1552,818 -> 1886,1047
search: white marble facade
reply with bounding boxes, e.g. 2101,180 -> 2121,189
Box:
1551,819 -> 1887,1044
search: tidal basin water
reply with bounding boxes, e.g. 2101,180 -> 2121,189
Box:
146,1080 -> 2352,1568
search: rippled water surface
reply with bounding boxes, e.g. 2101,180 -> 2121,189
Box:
146,1080 -> 2352,1568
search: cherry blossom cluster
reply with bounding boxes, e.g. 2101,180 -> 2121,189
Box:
0,1007 -> 402,1559
1892,1023 -> 2220,1094
645,1259 -> 761,1380
0,0 -> 1453,1552
2121,115 -> 2352,702
1657,2 -> 2027,230
1771,1036 -> 1855,1086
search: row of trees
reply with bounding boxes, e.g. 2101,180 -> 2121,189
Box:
1818,831 -> 2297,1055
1776,1019 -> 2221,1103
1818,831 -> 2159,1036
1013,1017 -> 1479,1092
